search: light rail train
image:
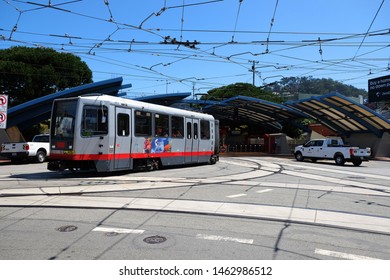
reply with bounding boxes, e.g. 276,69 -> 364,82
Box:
48,94 -> 219,172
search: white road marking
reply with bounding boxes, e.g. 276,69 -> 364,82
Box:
219,158 -> 259,168
256,188 -> 273,194
246,182 -> 390,197
280,162 -> 390,181
315,248 -> 381,260
196,234 -> 253,244
281,170 -> 390,192
226,193 -> 247,198
92,226 -> 144,235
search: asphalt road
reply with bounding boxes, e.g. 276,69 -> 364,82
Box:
0,156 -> 389,260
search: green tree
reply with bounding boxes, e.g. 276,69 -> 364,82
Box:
0,46 -> 93,107
264,76 -> 367,98
204,82 -> 284,103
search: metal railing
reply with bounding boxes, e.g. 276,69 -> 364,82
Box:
227,144 -> 264,153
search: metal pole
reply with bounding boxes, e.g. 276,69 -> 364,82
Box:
252,61 -> 255,86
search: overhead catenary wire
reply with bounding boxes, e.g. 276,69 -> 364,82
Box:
231,0 -> 244,43
265,0 -> 279,53
352,0 -> 385,61
1,0 -> 389,94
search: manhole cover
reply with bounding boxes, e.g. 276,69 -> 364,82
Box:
143,235 -> 167,244
56,225 -> 78,232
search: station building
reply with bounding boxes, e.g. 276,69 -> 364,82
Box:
1,77 -> 390,159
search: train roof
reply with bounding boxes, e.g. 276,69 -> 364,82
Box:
59,94 -> 215,120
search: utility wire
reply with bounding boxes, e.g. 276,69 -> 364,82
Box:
2,0 -> 388,92
179,0 -> 186,47
352,0 -> 385,60
265,0 -> 279,53
231,0 -> 243,42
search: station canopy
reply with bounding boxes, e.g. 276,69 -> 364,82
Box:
8,76 -> 390,138
7,77 -> 127,130
285,92 -> 390,137
134,92 -> 191,106
202,95 -> 307,132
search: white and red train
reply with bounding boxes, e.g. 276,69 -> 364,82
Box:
48,94 -> 219,172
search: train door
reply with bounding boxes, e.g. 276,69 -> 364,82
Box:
114,107 -> 131,169
185,118 -> 199,163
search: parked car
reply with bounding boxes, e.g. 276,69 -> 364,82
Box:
0,134 -> 50,163
294,138 -> 371,166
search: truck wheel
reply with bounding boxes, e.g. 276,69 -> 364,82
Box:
35,151 -> 46,163
334,154 -> 345,166
295,152 -> 304,162
352,158 -> 362,166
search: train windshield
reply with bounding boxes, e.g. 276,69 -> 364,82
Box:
51,100 -> 77,141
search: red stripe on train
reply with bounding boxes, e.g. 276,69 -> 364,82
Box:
50,151 -> 213,161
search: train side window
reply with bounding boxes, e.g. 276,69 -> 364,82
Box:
135,111 -> 152,136
81,105 -> 108,137
186,122 -> 192,139
194,123 -> 198,139
171,116 -> 184,138
155,113 -> 169,137
200,120 -> 210,139
117,113 -> 129,136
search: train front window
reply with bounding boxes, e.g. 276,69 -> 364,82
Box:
81,105 -> 108,137
52,100 -> 77,140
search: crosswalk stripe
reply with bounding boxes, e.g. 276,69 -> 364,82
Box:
315,248 -> 381,260
196,234 -> 253,244
256,188 -> 273,194
226,193 -> 247,198
92,226 -> 144,234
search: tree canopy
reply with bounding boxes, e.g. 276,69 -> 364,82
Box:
0,46 -> 93,107
203,82 -> 285,103
263,76 -> 367,98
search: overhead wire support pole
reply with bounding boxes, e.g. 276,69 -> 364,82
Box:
249,60 -> 258,86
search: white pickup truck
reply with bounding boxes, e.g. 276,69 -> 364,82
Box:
0,134 -> 50,163
294,138 -> 371,166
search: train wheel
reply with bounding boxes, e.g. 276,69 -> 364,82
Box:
209,156 -> 217,164
146,159 -> 160,171
146,160 -> 154,171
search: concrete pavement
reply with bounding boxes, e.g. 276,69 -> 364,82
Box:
1,194 -> 390,235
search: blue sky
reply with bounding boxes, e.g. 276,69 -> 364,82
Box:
1,0 -> 389,98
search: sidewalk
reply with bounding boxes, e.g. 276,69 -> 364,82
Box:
2,194 -> 390,235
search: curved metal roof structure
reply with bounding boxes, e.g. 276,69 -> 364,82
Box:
7,77 -> 128,130
134,92 -> 191,106
8,75 -> 390,139
285,92 -> 390,137
203,95 -> 308,132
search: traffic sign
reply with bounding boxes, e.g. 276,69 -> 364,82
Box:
0,94 -> 8,129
